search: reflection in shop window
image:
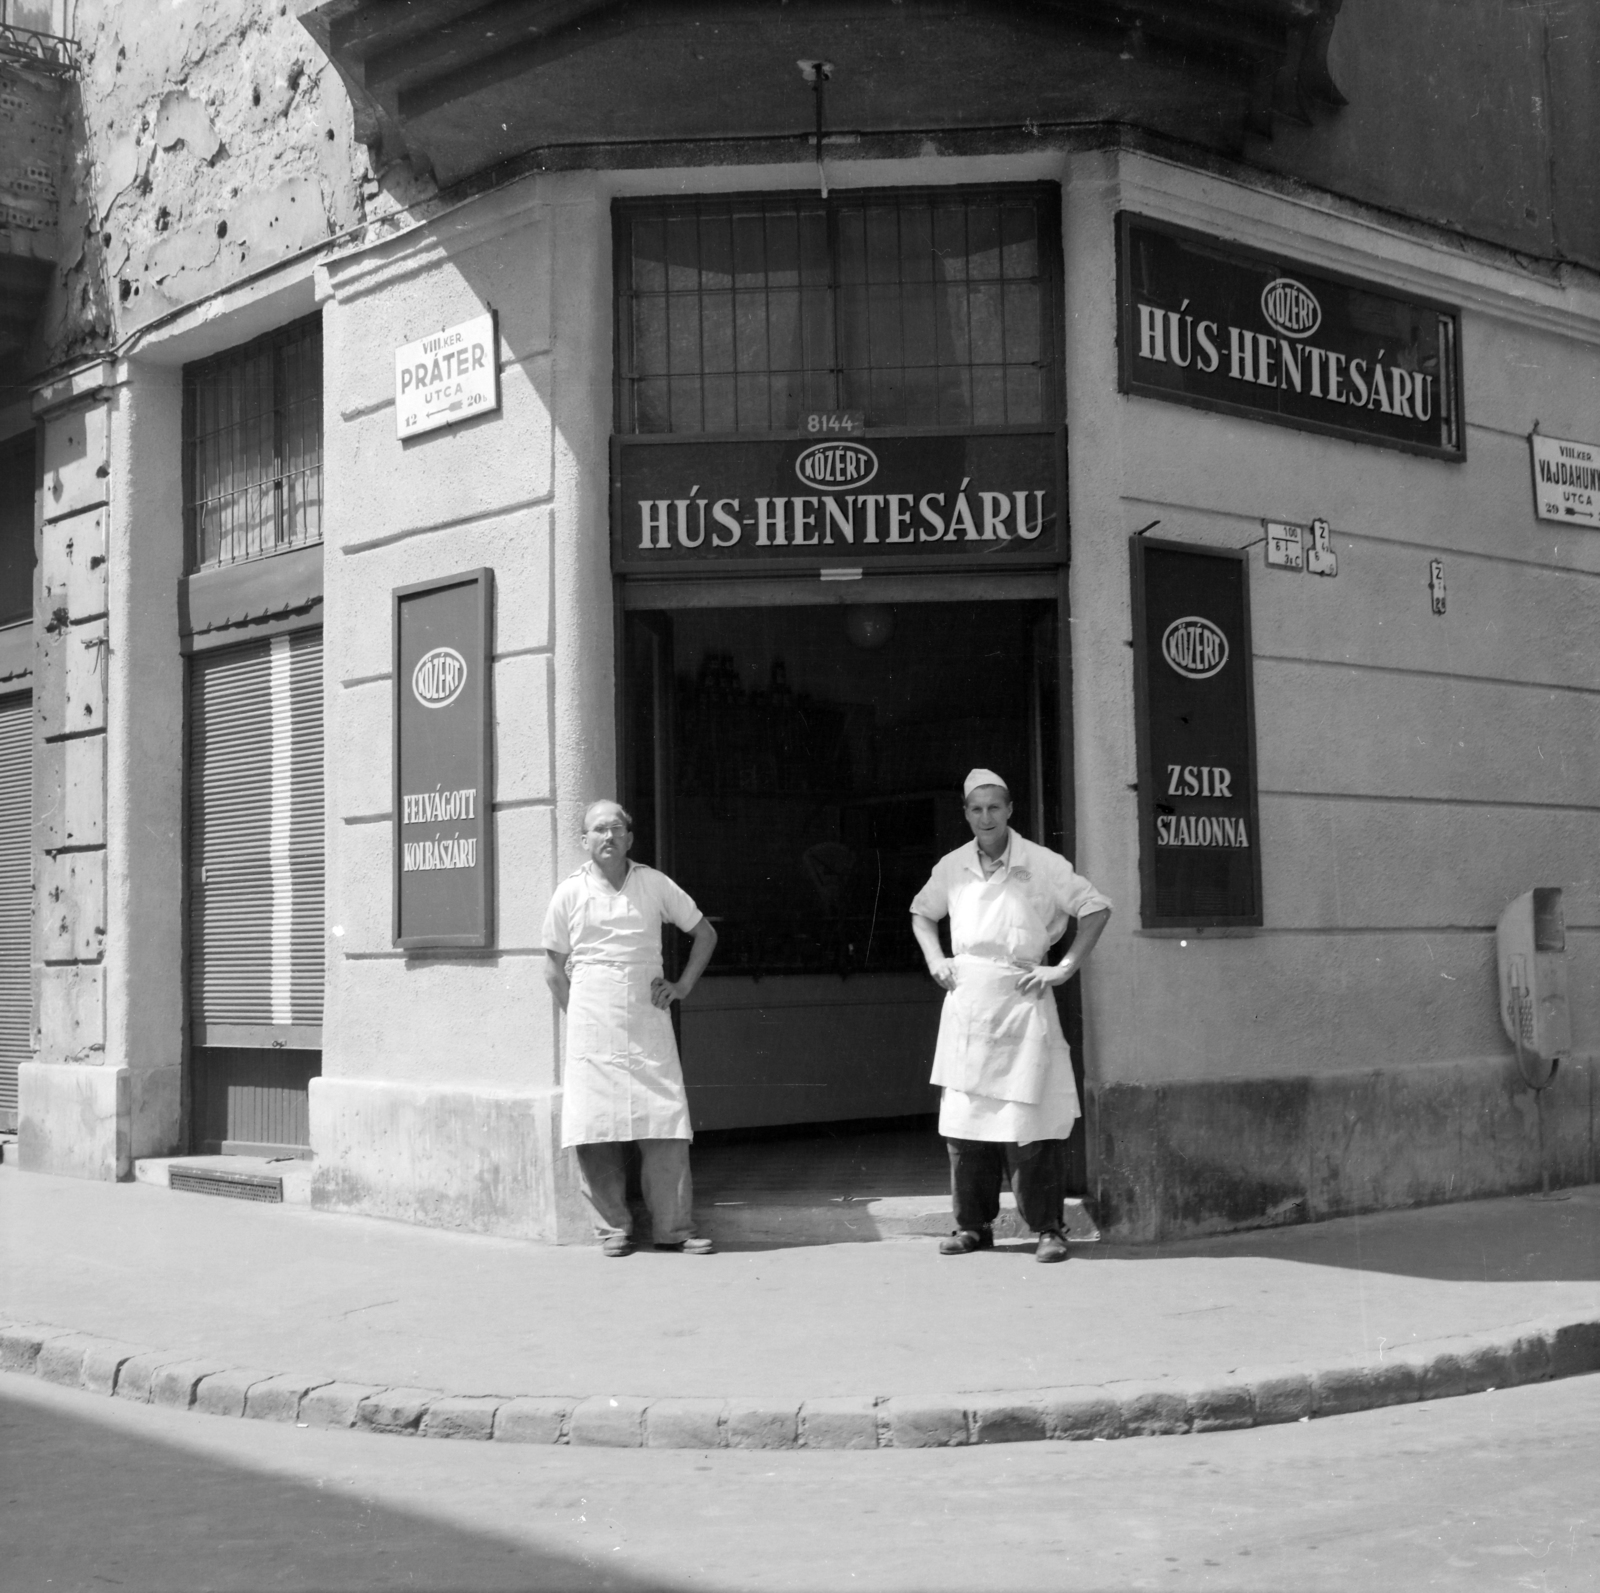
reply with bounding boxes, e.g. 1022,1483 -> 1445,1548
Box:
615,188 -> 1062,436
183,316 -> 323,571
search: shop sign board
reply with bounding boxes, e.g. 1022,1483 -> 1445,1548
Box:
1530,432 -> 1600,527
611,428 -> 1064,574
1118,213 -> 1464,461
1130,538 -> 1262,928
394,311 -> 499,439
392,568 -> 495,949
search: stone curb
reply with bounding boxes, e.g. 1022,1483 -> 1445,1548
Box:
2,1313 -> 1597,1450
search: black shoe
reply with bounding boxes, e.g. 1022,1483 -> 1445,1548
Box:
938,1226 -> 994,1255
1035,1230 -> 1069,1264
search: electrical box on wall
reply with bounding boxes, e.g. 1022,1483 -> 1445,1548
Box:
1497,888 -> 1570,1084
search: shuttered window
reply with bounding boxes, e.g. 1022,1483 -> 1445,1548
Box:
0,692 -> 31,1128
187,632 -> 324,1042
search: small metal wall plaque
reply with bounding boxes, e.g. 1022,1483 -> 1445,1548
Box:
395,311 -> 500,440
1530,432 -> 1600,527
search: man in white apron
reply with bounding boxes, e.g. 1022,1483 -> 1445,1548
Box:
910,770 -> 1111,1263
542,801 -> 719,1257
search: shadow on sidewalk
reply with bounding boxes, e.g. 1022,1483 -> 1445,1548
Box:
2,1387 -> 687,1593
1092,1188 -> 1600,1286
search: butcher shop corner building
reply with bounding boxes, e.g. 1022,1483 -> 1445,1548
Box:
13,2 -> 1600,1243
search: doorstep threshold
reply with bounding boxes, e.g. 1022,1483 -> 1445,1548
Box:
135,1154 -> 315,1205
697,1192 -> 1101,1246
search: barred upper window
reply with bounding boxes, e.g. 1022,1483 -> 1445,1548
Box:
184,317 -> 323,572
0,434 -> 34,628
615,187 -> 1062,436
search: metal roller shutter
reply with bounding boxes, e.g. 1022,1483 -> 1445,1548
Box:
188,631 -> 324,1039
0,692 -> 30,1130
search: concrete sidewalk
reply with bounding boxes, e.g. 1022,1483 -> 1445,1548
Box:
3,1160 -> 1598,1448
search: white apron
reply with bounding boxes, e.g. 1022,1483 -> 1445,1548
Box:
562,961 -> 692,1147
932,865 -> 1079,1144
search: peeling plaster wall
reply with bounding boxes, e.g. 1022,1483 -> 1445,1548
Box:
36,0 -> 432,371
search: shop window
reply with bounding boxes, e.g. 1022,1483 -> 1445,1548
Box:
183,316 -> 323,572
0,435 -> 34,628
615,187 -> 1062,435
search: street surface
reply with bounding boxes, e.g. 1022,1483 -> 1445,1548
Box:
4,1370 -> 1596,1592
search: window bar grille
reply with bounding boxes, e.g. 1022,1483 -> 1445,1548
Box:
185,317 -> 322,572
617,188 -> 1059,438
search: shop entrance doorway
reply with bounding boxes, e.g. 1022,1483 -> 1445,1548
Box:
622,584 -> 1080,1194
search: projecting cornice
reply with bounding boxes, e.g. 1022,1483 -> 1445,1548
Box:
297,0 -> 1346,187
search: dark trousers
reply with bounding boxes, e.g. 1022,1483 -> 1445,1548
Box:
946,1137 -> 1067,1236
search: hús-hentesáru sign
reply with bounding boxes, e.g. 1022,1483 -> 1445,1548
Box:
1117,214 -> 1463,461
611,428 -> 1064,574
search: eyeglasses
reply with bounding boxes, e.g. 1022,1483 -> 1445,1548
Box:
588,823 -> 629,836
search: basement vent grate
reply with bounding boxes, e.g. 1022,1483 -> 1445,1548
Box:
168,1165 -> 283,1203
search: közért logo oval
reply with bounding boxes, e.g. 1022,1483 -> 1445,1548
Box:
1161,617 -> 1229,680
1260,277 -> 1321,340
412,646 -> 468,709
795,440 -> 878,492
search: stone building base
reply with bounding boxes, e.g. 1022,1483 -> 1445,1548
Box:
309,1077 -> 590,1243
18,1063 -> 130,1181
1092,1054 -> 1597,1244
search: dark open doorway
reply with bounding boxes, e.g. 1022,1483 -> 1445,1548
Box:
623,592 -> 1083,1197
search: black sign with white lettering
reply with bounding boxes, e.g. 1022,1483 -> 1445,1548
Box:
393,569 -> 495,949
1131,538 -> 1262,928
1117,213 -> 1464,461
611,428 -> 1064,574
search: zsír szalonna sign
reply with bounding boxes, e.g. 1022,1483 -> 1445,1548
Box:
1131,539 -> 1263,928
1117,214 -> 1464,461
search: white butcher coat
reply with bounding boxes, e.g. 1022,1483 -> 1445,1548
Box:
541,861 -> 703,1148
911,833 -> 1111,1145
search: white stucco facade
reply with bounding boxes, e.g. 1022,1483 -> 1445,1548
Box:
16,138 -> 1600,1242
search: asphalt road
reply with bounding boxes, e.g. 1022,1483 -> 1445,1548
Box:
4,1371 -> 1597,1593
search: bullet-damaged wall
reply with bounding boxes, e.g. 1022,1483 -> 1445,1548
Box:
1065,148 -> 1600,1239
37,0 -> 387,374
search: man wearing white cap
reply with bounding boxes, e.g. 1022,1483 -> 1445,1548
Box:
910,770 -> 1111,1263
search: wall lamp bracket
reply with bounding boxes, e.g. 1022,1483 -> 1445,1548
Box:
798,60 -> 835,198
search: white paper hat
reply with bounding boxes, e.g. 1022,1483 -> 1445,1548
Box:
963,768 -> 1009,799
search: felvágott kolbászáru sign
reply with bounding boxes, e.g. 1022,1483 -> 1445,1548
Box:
392,570 -> 495,949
